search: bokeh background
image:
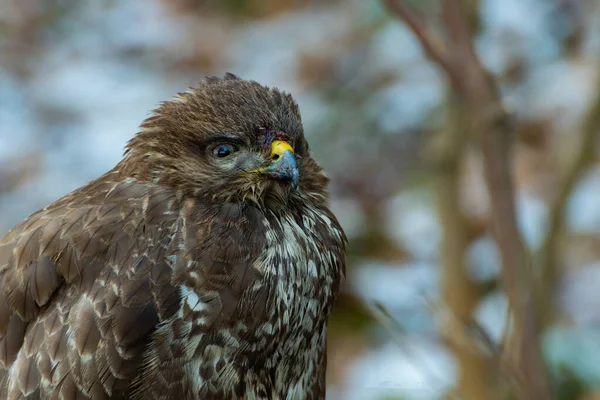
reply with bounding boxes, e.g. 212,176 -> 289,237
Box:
2,0 -> 600,399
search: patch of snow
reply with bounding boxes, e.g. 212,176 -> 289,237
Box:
385,191 -> 441,261
343,340 -> 455,400
352,260 -> 439,332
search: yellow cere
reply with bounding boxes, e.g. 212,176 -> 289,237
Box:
270,140 -> 294,157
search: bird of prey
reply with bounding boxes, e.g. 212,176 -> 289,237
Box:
0,73 -> 347,399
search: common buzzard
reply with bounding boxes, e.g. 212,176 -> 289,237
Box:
0,73 -> 347,399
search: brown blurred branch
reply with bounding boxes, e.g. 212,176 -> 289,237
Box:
383,0 -> 553,398
430,94 -> 502,399
381,0 -> 465,93
537,75 -> 600,325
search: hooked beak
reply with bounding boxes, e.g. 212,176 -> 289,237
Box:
265,140 -> 299,189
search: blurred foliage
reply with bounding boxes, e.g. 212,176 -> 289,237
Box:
553,365 -> 587,400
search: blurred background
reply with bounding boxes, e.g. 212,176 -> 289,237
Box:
2,0 -> 600,399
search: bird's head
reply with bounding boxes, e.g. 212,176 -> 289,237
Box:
120,73 -> 329,208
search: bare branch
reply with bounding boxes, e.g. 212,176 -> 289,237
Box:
431,94 -> 503,399
382,0 -> 465,93
384,0 -> 554,398
441,0 -> 477,59
537,74 -> 600,324
478,113 -> 553,399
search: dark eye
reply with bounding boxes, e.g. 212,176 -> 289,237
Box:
213,144 -> 237,158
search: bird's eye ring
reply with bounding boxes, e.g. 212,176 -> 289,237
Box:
213,144 -> 238,158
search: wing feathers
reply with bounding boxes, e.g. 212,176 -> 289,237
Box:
112,303 -> 158,347
0,314 -> 26,367
70,299 -> 102,356
16,355 -> 40,397
28,256 -> 61,308
0,176 -> 185,399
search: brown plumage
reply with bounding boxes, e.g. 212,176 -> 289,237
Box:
0,73 -> 347,399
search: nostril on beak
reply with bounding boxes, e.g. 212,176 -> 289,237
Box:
270,140 -> 294,162
264,149 -> 300,189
